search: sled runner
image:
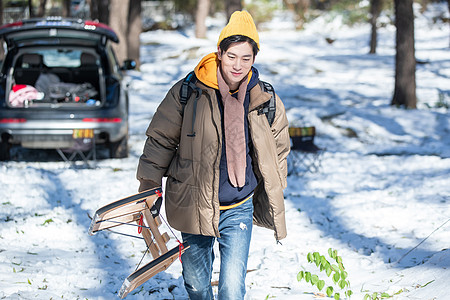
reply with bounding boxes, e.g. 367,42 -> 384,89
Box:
88,187 -> 189,298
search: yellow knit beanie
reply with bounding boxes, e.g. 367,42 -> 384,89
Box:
217,11 -> 260,50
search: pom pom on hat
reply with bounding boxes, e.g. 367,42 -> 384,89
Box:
217,11 -> 259,50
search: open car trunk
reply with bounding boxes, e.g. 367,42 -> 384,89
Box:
0,18 -> 120,111
0,18 -> 130,160
7,48 -> 105,109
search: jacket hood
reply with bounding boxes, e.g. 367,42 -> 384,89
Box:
194,52 -> 257,91
194,53 -> 220,89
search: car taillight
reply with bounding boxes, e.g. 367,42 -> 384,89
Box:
0,21 -> 23,30
84,21 -> 114,32
83,118 -> 122,123
0,118 -> 26,123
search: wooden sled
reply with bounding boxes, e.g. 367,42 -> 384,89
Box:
88,187 -> 189,298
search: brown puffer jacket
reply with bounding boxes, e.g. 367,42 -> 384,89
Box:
137,79 -> 290,241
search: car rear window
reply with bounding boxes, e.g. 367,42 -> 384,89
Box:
35,49 -> 94,68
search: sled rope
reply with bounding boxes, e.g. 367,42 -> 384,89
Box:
96,218 -> 152,231
104,229 -> 145,240
397,217 -> 450,264
135,246 -> 151,271
95,209 -> 184,262
159,213 -> 184,263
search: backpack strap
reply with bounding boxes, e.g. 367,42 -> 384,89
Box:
180,74 -> 276,135
180,71 -> 198,108
179,71 -> 202,137
258,80 -> 276,127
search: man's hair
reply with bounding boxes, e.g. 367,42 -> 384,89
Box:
219,35 -> 259,57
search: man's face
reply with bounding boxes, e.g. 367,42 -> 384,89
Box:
218,42 -> 255,91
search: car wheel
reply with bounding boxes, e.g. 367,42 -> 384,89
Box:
0,141 -> 11,161
109,136 -> 128,158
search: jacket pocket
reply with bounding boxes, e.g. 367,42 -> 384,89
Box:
165,179 -> 202,234
167,153 -> 194,186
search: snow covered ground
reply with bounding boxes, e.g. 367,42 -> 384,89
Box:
1,4 -> 449,300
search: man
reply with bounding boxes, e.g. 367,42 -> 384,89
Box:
137,11 -> 290,299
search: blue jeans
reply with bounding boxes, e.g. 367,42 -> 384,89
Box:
181,197 -> 254,300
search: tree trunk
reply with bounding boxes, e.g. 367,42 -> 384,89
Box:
28,0 -> 34,18
391,0 -> 416,108
61,0 -> 71,17
127,0 -> 141,69
99,0 -> 110,23
283,0 -> 310,29
369,0 -> 382,54
225,0 -> 242,22
195,0 -> 210,38
0,0 -> 4,61
37,0 -> 46,17
109,0 -> 130,64
91,0 -> 109,23
90,0 -> 99,20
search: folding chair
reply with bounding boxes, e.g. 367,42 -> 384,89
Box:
288,126 -> 324,175
57,129 -> 96,168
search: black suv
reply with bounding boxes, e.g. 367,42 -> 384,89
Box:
0,17 -> 135,160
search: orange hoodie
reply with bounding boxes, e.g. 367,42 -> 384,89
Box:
194,52 -> 220,90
